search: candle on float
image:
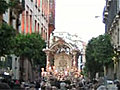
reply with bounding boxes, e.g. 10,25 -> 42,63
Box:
41,68 -> 44,72
53,66 -> 55,70
49,66 -> 51,71
65,71 -> 68,76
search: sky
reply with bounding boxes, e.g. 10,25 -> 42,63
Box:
55,0 -> 106,43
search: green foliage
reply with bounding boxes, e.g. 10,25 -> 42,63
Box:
94,34 -> 114,65
0,0 -> 20,15
85,37 -> 103,79
0,56 -> 12,69
13,33 -> 46,66
0,0 -> 9,14
0,23 -> 16,56
85,34 -> 114,79
82,67 -> 89,77
9,0 -> 23,9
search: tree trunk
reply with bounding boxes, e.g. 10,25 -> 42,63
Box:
0,14 -> 3,24
114,62 -> 117,80
21,57 -> 34,82
24,57 -> 29,82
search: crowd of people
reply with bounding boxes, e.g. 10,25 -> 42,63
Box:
0,76 -> 120,90
0,76 -> 94,90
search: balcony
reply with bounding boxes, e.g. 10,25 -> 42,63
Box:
106,0 -> 112,8
103,7 -> 108,23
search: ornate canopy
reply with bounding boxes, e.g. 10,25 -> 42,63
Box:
44,37 -> 80,72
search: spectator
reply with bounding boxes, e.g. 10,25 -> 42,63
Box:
60,81 -> 67,90
45,85 -> 52,90
30,84 -> 35,90
35,81 -> 40,90
116,81 -> 120,90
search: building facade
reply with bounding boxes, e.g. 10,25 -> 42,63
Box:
20,0 -> 55,44
103,0 -> 120,50
103,0 -> 120,80
1,0 -> 55,81
1,0 -> 25,80
19,0 -> 55,81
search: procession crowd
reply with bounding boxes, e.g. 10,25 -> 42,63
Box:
0,76 -> 120,90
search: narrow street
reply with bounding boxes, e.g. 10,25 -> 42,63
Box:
0,0 -> 120,90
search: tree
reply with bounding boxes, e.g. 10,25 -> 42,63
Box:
0,23 -> 16,57
13,33 -> 46,67
85,34 -> 114,79
95,34 -> 114,65
0,0 -> 8,23
85,38 -> 103,79
0,0 -> 21,24
0,0 -> 20,14
0,0 -> 9,15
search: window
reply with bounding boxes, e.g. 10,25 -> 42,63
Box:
38,0 -> 40,7
26,11 -> 28,33
41,27 -> 43,38
38,23 -> 39,33
21,11 -> 25,33
30,15 -> 32,34
35,20 -> 37,33
118,28 -> 119,45
35,0 -> 37,7
45,31 -> 47,40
